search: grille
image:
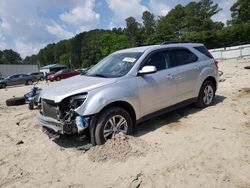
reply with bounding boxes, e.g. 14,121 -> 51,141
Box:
41,99 -> 60,120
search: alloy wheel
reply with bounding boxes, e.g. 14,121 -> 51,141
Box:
103,115 -> 128,140
203,85 -> 214,105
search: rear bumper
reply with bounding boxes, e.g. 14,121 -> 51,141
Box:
37,112 -> 64,133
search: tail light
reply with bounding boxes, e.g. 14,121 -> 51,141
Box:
214,60 -> 218,69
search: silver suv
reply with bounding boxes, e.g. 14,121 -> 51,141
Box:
38,42 -> 218,145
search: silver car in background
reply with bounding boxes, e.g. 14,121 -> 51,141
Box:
0,74 -> 38,88
38,42 -> 219,145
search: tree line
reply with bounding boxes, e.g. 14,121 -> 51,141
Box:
1,0 -> 250,68
0,49 -> 22,64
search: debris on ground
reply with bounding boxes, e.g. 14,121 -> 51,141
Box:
88,133 -> 149,162
213,127 -> 226,131
244,66 -> 250,69
129,172 -> 143,188
16,140 -> 24,145
219,78 -> 226,82
77,144 -> 92,152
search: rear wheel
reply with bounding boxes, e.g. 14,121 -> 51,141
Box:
26,80 -> 33,85
95,107 -> 133,145
196,80 -> 215,108
56,77 -> 61,81
40,77 -> 44,81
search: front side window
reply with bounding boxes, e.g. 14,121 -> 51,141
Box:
86,52 -> 142,78
143,51 -> 171,71
170,48 -> 198,67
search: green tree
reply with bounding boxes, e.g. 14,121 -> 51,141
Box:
100,32 -> 130,57
142,11 -> 156,36
0,49 -> 22,64
125,17 -> 142,46
59,53 -> 71,66
199,0 -> 222,31
231,0 -> 250,24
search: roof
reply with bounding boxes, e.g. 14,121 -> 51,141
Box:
115,42 -> 203,53
41,64 -> 67,69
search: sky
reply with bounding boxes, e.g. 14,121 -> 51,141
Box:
0,0 -> 236,58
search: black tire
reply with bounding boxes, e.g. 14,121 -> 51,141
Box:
26,80 -> 33,85
95,107 -> 133,145
244,66 -> 250,69
40,77 -> 44,81
56,77 -> 61,81
6,97 -> 25,106
0,83 -> 6,89
196,80 -> 215,108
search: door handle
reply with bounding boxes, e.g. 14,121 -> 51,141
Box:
165,74 -> 174,79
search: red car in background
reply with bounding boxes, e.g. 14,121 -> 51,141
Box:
47,69 -> 80,81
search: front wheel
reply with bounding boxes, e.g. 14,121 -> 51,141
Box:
196,80 -> 215,108
56,77 -> 61,81
95,107 -> 133,145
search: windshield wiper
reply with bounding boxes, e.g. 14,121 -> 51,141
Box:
89,74 -> 108,78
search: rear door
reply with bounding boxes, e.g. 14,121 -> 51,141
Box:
136,50 -> 177,117
169,48 -> 200,102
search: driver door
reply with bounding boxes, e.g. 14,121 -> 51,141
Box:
136,50 -> 177,117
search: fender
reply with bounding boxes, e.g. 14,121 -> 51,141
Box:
74,78 -> 141,119
195,64 -> 218,96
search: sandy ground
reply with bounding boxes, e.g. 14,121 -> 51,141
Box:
1,58 -> 250,188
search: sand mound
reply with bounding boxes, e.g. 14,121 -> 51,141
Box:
88,133 -> 149,162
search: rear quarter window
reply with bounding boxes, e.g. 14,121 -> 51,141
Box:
194,46 -> 213,58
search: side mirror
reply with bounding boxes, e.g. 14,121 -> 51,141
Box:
138,66 -> 157,76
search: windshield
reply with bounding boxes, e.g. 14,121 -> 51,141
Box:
86,52 -> 142,78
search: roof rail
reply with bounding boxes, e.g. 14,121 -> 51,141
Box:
162,41 -> 194,45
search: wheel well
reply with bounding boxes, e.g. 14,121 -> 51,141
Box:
204,76 -> 217,90
100,101 -> 136,127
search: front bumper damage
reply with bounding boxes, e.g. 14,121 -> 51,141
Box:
38,112 -> 64,133
38,99 -> 90,137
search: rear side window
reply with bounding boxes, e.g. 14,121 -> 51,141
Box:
169,48 -> 198,67
194,46 -> 213,58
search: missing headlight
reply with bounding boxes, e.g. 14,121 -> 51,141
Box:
69,94 -> 86,109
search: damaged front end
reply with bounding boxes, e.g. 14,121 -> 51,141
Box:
38,93 -> 90,137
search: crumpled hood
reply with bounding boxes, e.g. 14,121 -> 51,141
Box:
40,75 -> 117,103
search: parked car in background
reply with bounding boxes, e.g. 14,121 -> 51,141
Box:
38,42 -> 219,145
30,72 -> 45,81
0,74 -> 38,88
47,69 -> 80,81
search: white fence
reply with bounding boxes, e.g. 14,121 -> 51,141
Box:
209,44 -> 250,59
0,64 -> 39,77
